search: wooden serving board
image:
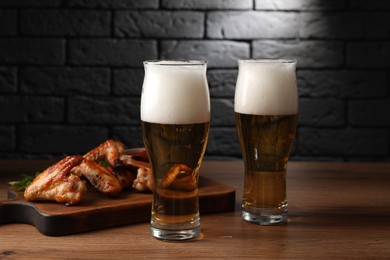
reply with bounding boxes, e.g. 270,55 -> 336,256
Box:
0,176 -> 235,236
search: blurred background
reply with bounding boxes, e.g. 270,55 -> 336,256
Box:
0,0 -> 389,161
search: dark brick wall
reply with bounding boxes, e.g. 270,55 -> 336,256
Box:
0,0 -> 389,161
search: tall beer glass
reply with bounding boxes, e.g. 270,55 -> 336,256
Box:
234,59 -> 298,225
141,60 -> 210,240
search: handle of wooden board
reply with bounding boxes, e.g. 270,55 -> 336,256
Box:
0,200 -> 16,224
0,201 -> 4,224
0,191 -> 35,226
0,200 -> 19,225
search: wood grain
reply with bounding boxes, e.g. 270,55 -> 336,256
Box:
0,177 -> 235,236
1,160 -> 390,259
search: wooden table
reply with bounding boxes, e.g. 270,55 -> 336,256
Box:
0,160 -> 389,259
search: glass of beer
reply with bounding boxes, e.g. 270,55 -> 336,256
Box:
140,60 -> 210,240
234,59 -> 298,225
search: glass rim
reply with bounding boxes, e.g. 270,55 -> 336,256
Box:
238,59 -> 297,64
143,59 -> 207,66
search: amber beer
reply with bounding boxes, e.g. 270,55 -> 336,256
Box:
141,60 -> 210,240
141,122 -> 209,226
234,59 -> 298,225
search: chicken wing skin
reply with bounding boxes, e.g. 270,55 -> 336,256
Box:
119,152 -> 154,192
132,167 -> 154,192
70,160 -> 122,196
83,140 -> 124,167
24,156 -> 87,205
113,167 -> 135,190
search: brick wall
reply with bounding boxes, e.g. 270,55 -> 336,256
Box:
0,0 -> 389,161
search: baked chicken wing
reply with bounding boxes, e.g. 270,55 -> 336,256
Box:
24,155 -> 87,205
70,160 -> 122,196
119,148 -> 154,192
83,139 -> 124,167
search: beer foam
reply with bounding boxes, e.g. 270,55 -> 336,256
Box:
234,59 -> 298,115
141,61 -> 210,124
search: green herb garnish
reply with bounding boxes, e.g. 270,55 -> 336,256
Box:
98,159 -> 110,167
8,173 -> 39,192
